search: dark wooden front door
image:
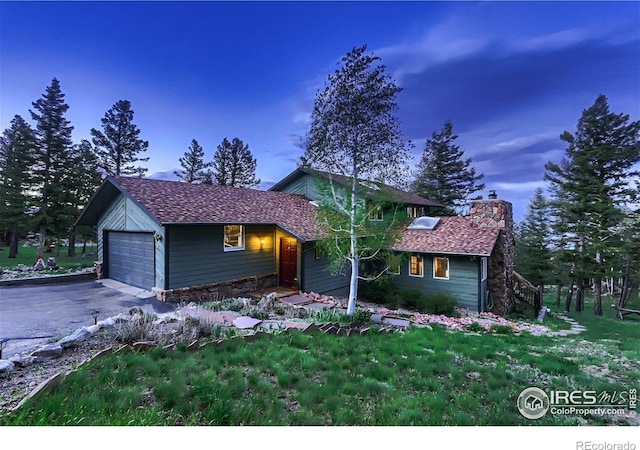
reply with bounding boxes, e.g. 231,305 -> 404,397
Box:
280,238 -> 297,287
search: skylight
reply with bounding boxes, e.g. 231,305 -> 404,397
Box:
408,216 -> 440,230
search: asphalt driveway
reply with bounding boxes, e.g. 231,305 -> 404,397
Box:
0,280 -> 175,357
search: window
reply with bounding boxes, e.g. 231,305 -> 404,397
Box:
409,254 -> 423,277
389,263 -> 400,275
224,225 -> 244,251
407,206 -> 424,218
433,256 -> 449,279
368,205 -> 384,221
315,244 -> 321,260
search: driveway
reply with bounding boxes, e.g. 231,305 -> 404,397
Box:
0,280 -> 175,357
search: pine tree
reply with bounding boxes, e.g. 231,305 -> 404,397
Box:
91,100 -> 149,177
514,188 -> 552,290
64,139 -> 102,256
29,78 -> 75,259
545,94 -> 640,315
210,137 -> 260,187
411,121 -> 485,215
0,115 -> 36,258
301,45 -> 412,316
175,139 -> 208,183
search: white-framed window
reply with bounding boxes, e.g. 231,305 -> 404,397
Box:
409,254 -> 423,277
389,262 -> 400,275
433,256 -> 449,280
315,244 -> 321,260
368,205 -> 384,221
224,225 -> 244,251
481,257 -> 487,281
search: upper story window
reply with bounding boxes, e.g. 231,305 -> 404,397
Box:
368,205 -> 384,221
407,206 -> 425,218
409,254 -> 423,277
224,225 -> 244,251
433,256 -> 449,280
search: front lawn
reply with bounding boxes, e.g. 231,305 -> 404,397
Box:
0,241 -> 97,272
2,295 -> 638,426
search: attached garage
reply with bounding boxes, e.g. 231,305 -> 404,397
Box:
107,231 -> 155,290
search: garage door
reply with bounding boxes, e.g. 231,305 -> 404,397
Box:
107,232 -> 155,290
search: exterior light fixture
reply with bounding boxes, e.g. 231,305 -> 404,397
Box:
92,310 -> 100,325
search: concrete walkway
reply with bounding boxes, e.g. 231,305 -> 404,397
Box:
96,279 -> 154,299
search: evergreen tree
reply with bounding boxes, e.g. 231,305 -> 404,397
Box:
91,100 -> 149,177
29,78 -> 75,259
411,121 -> 485,215
300,45 -> 412,316
545,94 -> 640,315
175,139 -> 208,183
514,188 -> 552,291
210,137 -> 260,187
0,115 -> 36,258
64,139 -> 102,256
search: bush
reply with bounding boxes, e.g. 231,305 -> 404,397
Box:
489,324 -> 513,334
399,290 -> 457,316
465,322 -> 485,333
359,277 -> 400,308
351,309 -> 372,324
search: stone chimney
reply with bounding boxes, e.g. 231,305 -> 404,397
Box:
469,196 -> 515,315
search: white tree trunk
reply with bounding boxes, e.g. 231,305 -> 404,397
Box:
347,256 -> 358,316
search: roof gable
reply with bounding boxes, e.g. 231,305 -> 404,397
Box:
78,176 -> 322,241
270,167 -> 442,207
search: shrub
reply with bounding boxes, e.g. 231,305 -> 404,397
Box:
243,308 -> 270,321
401,289 -> 423,311
351,309 -> 372,324
465,322 -> 485,333
312,308 -> 350,325
397,290 -> 458,316
489,324 -> 513,334
359,277 -> 400,308
115,314 -> 157,343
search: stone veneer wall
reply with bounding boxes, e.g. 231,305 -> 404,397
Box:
152,273 -> 278,303
469,199 -> 515,315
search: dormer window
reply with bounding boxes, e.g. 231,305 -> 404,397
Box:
368,205 -> 384,221
407,206 -> 424,218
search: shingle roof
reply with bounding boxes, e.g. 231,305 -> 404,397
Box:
110,176 -> 322,241
392,216 -> 500,256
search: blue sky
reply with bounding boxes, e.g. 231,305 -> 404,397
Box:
1,1 -> 639,222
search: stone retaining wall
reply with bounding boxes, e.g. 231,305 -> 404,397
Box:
152,273 -> 278,303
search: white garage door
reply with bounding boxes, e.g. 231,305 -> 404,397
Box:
107,232 -> 155,290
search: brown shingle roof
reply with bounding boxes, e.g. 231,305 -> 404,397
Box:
392,216 -> 499,256
111,176 -> 322,241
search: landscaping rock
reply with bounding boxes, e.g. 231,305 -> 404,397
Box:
31,343 -> 63,360
86,324 -> 101,334
98,317 -> 116,328
233,316 -> 262,329
58,327 -> 92,349
257,292 -> 278,310
0,360 -> 15,375
9,354 -> 35,368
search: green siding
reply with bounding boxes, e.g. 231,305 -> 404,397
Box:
97,193 -> 165,289
167,224 -> 275,289
301,242 -> 349,296
274,174 -> 320,200
390,254 -> 480,311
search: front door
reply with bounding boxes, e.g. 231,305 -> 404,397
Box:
280,238 -> 297,287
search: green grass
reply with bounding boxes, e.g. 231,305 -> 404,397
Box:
2,292 -> 638,426
0,241 -> 97,271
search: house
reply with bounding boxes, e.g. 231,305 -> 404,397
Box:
269,168 -> 516,315
76,169 -> 518,314
75,175 -> 348,302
